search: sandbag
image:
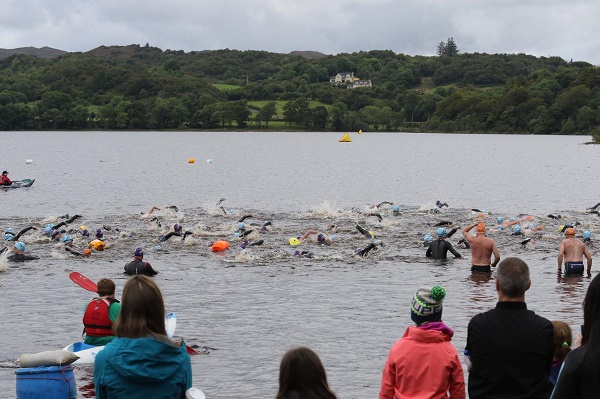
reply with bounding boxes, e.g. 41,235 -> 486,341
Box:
18,350 -> 80,367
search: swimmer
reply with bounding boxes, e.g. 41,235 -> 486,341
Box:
8,242 -> 38,262
547,214 -> 561,220
365,213 -> 383,222
434,221 -> 453,227
436,200 -> 449,208
124,247 -> 158,276
462,222 -> 500,273
426,228 -> 462,260
356,224 -> 375,239
158,223 -> 190,242
423,234 -> 433,247
558,227 -> 592,277
520,237 -> 532,247
62,235 -> 85,256
239,239 -> 264,250
511,225 -> 523,236
355,240 -> 383,258
293,250 -> 314,258
586,202 -> 600,212
51,214 -> 83,230
237,214 -> 257,223
370,201 -> 394,209
392,205 -> 401,216
4,225 -> 37,241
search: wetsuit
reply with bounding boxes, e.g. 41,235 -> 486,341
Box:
356,243 -> 378,257
52,215 -> 82,230
8,253 -> 38,261
160,231 -> 182,242
124,259 -> 158,276
65,246 -> 84,257
366,213 -> 383,222
237,215 -> 254,223
356,224 -> 374,239
426,239 -> 461,260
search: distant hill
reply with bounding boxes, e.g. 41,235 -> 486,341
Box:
289,50 -> 329,59
0,46 -> 67,59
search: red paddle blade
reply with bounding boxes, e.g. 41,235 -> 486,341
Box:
186,345 -> 200,355
69,272 -> 98,293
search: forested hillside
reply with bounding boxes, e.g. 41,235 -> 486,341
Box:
1,43 -> 599,140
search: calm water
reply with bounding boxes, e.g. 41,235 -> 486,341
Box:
0,131 -> 598,398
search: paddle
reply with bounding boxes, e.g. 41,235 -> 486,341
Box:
69,271 -> 98,293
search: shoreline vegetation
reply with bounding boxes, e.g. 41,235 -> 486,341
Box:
1,43 -> 599,142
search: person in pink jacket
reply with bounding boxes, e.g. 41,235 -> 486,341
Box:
379,286 -> 466,399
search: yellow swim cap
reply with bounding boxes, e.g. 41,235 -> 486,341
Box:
558,225 -> 565,232
288,237 -> 300,247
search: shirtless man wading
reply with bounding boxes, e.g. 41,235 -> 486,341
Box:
558,227 -> 592,277
462,222 -> 500,273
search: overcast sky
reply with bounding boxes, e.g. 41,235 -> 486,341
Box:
2,0 -> 599,65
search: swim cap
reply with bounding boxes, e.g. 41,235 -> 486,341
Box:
15,242 -> 25,252
173,223 -> 182,232
437,227 -> 446,237
237,222 -> 245,229
95,229 -> 103,238
511,217 -> 517,221
154,245 -> 162,251
436,200 -> 442,206
229,209 -> 235,214
81,229 -> 89,237
529,223 -> 536,229
497,217 -> 503,223
62,235 -> 73,243
424,234 -> 433,243
393,205 -> 400,212
4,233 -> 13,241
565,227 -> 575,236
289,237 -> 300,247
514,225 -> 521,233
293,250 -> 301,256
317,233 -> 325,242
80,225 -> 87,231
476,223 -> 486,233
6,228 -> 14,234
233,232 -> 240,238
45,224 -> 53,234
51,229 -> 61,239
558,225 -> 565,232
134,247 -> 144,256
584,230 -> 591,239
369,231 -> 375,238
83,248 -> 91,257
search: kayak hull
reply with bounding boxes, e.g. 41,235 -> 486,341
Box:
63,312 -> 176,365
1,179 -> 35,188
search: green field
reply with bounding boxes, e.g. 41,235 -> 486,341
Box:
212,83 -> 242,91
247,100 -> 331,117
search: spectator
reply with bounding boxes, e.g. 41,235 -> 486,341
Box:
276,346 -> 337,399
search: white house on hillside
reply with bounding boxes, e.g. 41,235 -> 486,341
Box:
330,72 -> 354,83
348,79 -> 372,89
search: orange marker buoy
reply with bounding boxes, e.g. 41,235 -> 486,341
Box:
188,158 -> 195,163
211,240 -> 229,252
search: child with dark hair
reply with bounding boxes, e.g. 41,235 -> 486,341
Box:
276,346 -> 337,399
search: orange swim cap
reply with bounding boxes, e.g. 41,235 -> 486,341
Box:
476,223 -> 486,233
565,228 -> 575,236
83,248 -> 91,257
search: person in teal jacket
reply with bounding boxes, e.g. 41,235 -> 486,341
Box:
94,275 -> 192,398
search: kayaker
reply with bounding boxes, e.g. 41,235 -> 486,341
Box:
7,241 -> 39,262
124,247 -> 159,276
83,278 -> 121,345
94,275 -> 192,398
0,171 -> 12,186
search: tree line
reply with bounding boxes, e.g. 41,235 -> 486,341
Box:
1,43 -> 600,141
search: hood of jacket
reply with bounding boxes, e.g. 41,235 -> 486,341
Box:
106,337 -> 188,383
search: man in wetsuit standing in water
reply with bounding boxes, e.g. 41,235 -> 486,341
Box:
462,222 -> 500,272
426,228 -> 462,260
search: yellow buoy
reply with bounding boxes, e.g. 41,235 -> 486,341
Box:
188,158 -> 195,163
358,129 -> 363,135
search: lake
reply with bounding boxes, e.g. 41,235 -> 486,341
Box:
0,131 -> 598,398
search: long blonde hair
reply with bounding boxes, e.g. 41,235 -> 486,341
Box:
113,275 -> 168,340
